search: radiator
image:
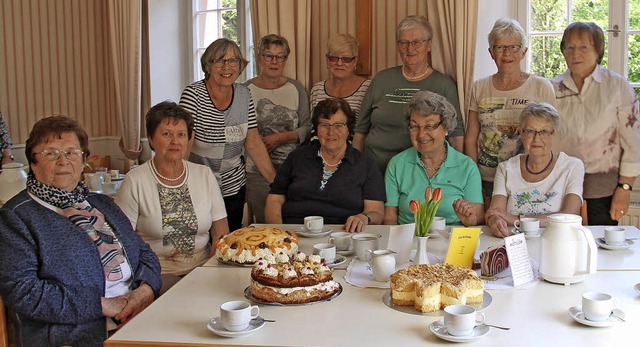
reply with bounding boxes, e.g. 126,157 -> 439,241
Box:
619,202 -> 640,228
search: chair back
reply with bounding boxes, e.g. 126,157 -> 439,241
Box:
0,296 -> 9,347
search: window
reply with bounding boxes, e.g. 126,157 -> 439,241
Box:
191,0 -> 254,81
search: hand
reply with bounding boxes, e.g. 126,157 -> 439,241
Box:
262,134 -> 283,153
344,214 -> 368,233
452,199 -> 479,226
101,297 -> 128,318
610,188 -> 631,221
488,214 -> 511,238
113,283 -> 155,324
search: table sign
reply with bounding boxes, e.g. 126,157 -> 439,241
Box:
504,233 -> 535,286
445,227 -> 481,268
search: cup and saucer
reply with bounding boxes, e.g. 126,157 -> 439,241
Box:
429,319 -> 489,342
297,227 -> 333,238
207,316 -> 266,337
567,306 -> 625,327
595,237 -> 634,251
327,254 -> 347,268
510,227 -> 542,239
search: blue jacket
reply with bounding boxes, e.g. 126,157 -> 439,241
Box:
0,191 -> 162,347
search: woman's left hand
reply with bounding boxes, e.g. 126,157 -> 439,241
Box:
262,133 -> 284,152
452,199 -> 481,226
114,283 -> 155,325
344,214 -> 368,233
610,188 -> 631,221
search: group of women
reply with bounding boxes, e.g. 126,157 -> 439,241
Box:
0,13 -> 638,346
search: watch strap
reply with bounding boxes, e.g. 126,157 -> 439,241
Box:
618,183 -> 632,191
362,212 -> 371,224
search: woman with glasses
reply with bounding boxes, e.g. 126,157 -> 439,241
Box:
486,103 -> 584,237
465,18 -> 555,206
0,116 -> 161,346
552,22 -> 640,225
242,34 -> 310,223
354,15 -> 465,173
310,34 -> 370,117
265,98 -> 385,233
180,38 -> 276,231
384,91 -> 483,227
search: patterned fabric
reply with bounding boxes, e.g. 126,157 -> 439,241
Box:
0,111 -> 12,150
26,176 -> 125,280
157,183 -> 198,260
310,79 -> 371,118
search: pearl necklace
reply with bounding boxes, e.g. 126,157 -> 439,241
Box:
525,151 -> 554,175
319,150 -> 343,167
423,145 -> 448,172
150,158 -> 186,182
402,65 -> 431,81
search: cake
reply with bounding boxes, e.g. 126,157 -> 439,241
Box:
250,252 -> 341,304
214,226 -> 299,264
480,245 -> 509,277
390,263 -> 484,313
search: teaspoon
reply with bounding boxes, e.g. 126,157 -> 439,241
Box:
484,324 -> 510,330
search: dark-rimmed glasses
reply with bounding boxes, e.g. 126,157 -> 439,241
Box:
37,148 -> 85,161
326,55 -> 356,64
492,45 -> 522,53
521,128 -> 554,139
262,53 -> 287,63
318,122 -> 347,131
397,40 -> 429,49
212,57 -> 241,67
408,121 -> 443,133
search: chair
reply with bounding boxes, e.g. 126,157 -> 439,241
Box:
0,296 -> 8,347
580,201 -> 588,226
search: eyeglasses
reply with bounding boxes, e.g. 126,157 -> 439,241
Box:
563,45 -> 593,54
492,44 -> 523,53
37,148 -> 85,161
318,122 -> 348,131
397,40 -> 429,49
326,55 -> 356,64
212,57 -> 241,67
521,128 -> 554,138
262,53 -> 287,62
408,121 -> 443,133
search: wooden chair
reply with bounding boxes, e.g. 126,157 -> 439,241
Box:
580,201 -> 588,226
0,296 -> 9,347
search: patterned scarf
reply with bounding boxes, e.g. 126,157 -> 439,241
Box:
26,175 -> 126,280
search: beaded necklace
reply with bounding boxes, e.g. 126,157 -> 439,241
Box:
525,151 -> 554,175
150,158 -> 186,182
402,65 -> 431,81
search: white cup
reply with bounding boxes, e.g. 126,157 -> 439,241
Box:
352,233 -> 381,261
514,217 -> 540,234
604,227 -> 626,246
431,216 -> 446,231
313,243 -> 336,264
220,300 -> 260,332
368,249 -> 396,282
443,304 -> 485,337
304,216 -> 324,232
582,292 -> 617,322
328,231 -> 352,251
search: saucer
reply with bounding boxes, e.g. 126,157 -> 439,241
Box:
296,227 -> 333,238
336,248 -> 355,256
207,316 -> 266,337
327,255 -> 347,268
511,227 -> 541,238
634,283 -> 640,294
568,306 -> 625,327
430,319 -> 489,342
595,237 -> 633,251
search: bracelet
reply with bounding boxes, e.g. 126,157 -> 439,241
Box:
361,212 -> 371,224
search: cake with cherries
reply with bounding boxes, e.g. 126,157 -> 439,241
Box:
390,263 -> 484,313
214,226 -> 298,265
250,252 -> 341,304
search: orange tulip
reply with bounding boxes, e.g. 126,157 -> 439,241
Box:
432,187 -> 442,203
424,186 -> 433,201
409,200 -> 420,213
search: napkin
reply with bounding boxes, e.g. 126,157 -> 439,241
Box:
480,258 -> 541,290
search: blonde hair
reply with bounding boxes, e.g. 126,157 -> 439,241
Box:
327,34 -> 359,56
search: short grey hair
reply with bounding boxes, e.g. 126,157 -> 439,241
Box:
200,38 -> 249,80
488,17 -> 527,48
519,102 -> 559,130
258,34 -> 291,56
406,91 -> 457,132
396,15 -> 433,42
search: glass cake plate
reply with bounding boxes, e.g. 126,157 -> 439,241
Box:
382,290 -> 492,316
243,284 -> 342,306
217,258 -> 255,267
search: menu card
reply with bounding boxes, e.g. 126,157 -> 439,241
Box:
445,227 -> 481,268
503,233 -> 535,287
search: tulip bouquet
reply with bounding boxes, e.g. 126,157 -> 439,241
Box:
409,186 -> 443,237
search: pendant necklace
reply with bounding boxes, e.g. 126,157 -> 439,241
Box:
525,151 -> 554,175
150,158 -> 186,182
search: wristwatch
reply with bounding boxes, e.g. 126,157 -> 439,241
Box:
618,183 -> 633,191
361,212 -> 372,224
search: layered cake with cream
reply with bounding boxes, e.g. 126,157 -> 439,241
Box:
250,252 -> 341,304
390,263 -> 484,313
215,226 -> 298,264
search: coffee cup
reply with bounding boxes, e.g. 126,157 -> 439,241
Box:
514,217 -> 540,234
443,304 -> 485,336
304,216 -> 324,232
220,300 -> 260,332
431,216 -> 446,231
604,226 -> 625,246
313,243 -> 336,264
582,292 -> 617,322
368,249 -> 396,282
352,233 -> 381,261
328,231 -> 352,251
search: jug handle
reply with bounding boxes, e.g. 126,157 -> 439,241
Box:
571,225 -> 598,275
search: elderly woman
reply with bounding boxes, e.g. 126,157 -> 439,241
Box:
0,111 -> 14,165
116,102 -> 228,286
310,34 -> 370,117
180,38 -> 276,231
464,18 -> 555,202
0,116 -> 161,346
354,15 -> 465,172
486,103 -> 584,237
265,98 -> 385,233
552,22 -> 640,225
384,91 -> 483,226
243,34 -> 310,223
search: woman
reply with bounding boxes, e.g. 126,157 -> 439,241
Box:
0,111 -> 14,165
180,38 -> 276,231
0,116 -> 161,346
115,102 -> 229,283
384,91 -> 483,226
465,18 -> 555,202
310,34 -> 370,117
243,34 -> 311,223
354,15 -> 465,172
265,98 -> 385,233
551,22 -> 640,225
486,103 -> 584,237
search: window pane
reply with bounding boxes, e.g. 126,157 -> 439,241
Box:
196,10 -> 237,49
530,35 -> 565,78
629,34 -> 640,84
572,0 -> 608,29
196,0 -> 235,11
531,0 -> 567,32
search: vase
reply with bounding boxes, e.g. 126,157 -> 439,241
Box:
414,236 -> 430,265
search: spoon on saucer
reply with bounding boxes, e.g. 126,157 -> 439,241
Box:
634,283 -> 640,294
483,324 -> 510,330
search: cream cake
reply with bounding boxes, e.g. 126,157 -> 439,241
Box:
214,226 -> 298,264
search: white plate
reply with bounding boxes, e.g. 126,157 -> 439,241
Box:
595,237 -> 634,251
430,319 -> 490,342
568,306 -> 625,327
634,283 -> 640,294
382,290 -> 492,316
511,227 -> 542,238
217,258 -> 255,267
207,316 -> 266,337
296,227 -> 333,238
327,255 -> 347,268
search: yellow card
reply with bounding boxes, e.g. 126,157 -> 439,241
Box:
445,227 -> 481,268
